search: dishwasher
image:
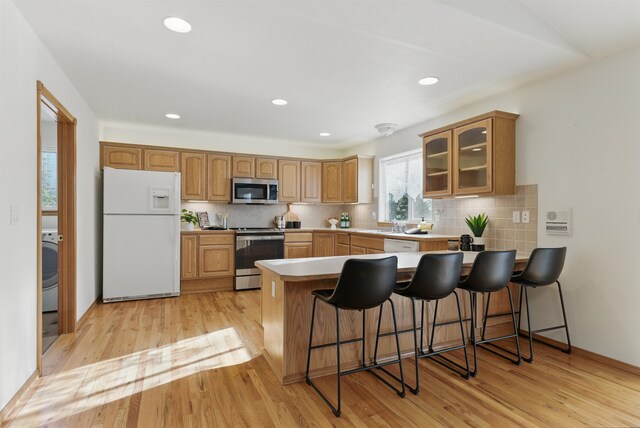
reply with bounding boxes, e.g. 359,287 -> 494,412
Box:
383,238 -> 419,253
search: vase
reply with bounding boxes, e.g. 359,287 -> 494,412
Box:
472,236 -> 485,251
182,222 -> 195,231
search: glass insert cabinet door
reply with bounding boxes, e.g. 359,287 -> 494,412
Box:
422,130 -> 452,197
453,118 -> 492,194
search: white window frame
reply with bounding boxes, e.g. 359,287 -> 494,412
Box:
41,149 -> 58,211
378,148 -> 432,223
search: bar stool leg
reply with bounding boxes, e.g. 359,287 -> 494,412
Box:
506,286 -> 522,365
361,309 -> 366,367
517,284 -> 524,331
522,286 -> 534,363
305,296 -> 318,384
454,291 -> 471,379
373,302 -> 384,365
388,298 -> 406,398
468,290 -> 478,377
335,306 -> 341,417
428,300 -> 439,353
557,281 -> 573,353
408,297 -> 420,395
419,300 -> 426,354
481,292 -> 491,341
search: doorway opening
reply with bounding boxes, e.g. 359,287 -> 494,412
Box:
37,81 -> 77,373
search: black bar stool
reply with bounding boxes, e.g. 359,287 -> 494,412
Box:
511,247 -> 571,363
381,252 -> 469,395
457,250 -> 521,376
305,256 -> 405,417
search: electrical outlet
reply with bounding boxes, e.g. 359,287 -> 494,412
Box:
271,281 -> 276,298
522,210 -> 530,224
512,211 -> 520,223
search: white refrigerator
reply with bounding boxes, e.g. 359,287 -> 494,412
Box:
103,167 -> 181,302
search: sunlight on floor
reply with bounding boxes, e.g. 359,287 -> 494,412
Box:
6,327 -> 252,426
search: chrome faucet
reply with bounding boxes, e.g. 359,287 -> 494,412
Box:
391,220 -> 405,233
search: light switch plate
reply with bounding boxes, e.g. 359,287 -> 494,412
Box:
512,211 -> 520,223
10,205 -> 19,224
522,210 -> 530,224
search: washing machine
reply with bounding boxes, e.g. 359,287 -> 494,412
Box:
42,230 -> 58,312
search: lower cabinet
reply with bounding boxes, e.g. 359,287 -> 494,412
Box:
180,233 -> 235,293
285,232 -> 313,259
313,233 -> 335,257
335,233 -> 350,256
350,235 -> 384,255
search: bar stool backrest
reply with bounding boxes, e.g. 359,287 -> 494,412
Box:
405,253 -> 464,300
461,250 -> 516,292
518,247 -> 567,286
327,256 -> 398,310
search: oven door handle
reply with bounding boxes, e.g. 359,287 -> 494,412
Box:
236,235 -> 284,242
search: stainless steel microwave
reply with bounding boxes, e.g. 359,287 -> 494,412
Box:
232,178 -> 278,204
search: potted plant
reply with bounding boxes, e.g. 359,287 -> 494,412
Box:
465,213 -> 489,251
181,209 -> 198,231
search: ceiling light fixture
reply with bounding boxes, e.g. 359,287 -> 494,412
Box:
271,99 -> 288,106
418,76 -> 439,86
319,132 -> 331,137
163,17 -> 192,33
165,113 -> 181,119
375,123 -> 399,137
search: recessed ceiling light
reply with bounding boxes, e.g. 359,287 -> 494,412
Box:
319,132 -> 331,137
418,76 -> 439,86
271,99 -> 288,106
163,17 -> 192,33
165,113 -> 180,119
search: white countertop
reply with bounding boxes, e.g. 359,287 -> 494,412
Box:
255,251 -> 530,281
283,227 -> 457,240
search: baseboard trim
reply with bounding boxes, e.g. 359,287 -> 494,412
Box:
0,370 -> 38,423
520,330 -> 640,376
76,298 -> 99,331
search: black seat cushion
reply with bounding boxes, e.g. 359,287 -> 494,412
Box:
511,247 -> 566,287
457,250 -> 516,293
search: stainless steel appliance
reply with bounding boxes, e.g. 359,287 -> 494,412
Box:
234,228 -> 284,290
232,178 -> 278,204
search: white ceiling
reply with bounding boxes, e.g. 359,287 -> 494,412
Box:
14,0 -> 640,147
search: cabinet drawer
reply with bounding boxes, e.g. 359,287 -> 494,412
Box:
350,235 -> 384,251
285,232 -> 313,243
199,234 -> 235,245
336,233 -> 350,245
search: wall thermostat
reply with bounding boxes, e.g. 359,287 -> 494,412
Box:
545,208 -> 572,235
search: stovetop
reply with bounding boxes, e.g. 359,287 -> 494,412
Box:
231,227 -> 284,234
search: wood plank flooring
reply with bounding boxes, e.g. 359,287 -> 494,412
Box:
2,291 -> 639,427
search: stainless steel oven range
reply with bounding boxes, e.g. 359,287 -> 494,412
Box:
233,228 -> 284,290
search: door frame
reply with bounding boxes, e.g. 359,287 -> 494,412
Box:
36,81 -> 77,373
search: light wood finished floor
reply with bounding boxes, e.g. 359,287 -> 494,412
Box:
2,291 -> 639,427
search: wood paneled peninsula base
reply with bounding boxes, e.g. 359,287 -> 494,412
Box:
256,251 -> 528,385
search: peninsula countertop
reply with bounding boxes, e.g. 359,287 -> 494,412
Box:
256,251 -> 529,282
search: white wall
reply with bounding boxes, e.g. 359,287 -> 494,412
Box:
345,46 -> 640,366
0,1 -> 100,411
100,122 -> 344,159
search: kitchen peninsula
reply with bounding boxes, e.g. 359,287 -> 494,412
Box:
256,251 -> 528,385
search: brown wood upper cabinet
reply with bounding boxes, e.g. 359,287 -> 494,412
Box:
321,161 -> 342,203
301,161 -> 321,203
342,156 -> 373,204
143,149 -> 179,172
181,152 -> 207,200
278,160 -> 300,202
256,158 -> 278,179
102,144 -> 142,170
207,154 -> 231,202
421,111 -> 518,198
232,156 -> 255,178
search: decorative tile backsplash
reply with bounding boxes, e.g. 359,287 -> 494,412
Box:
349,185 -> 538,255
181,201 -> 345,229
183,185 -> 538,255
